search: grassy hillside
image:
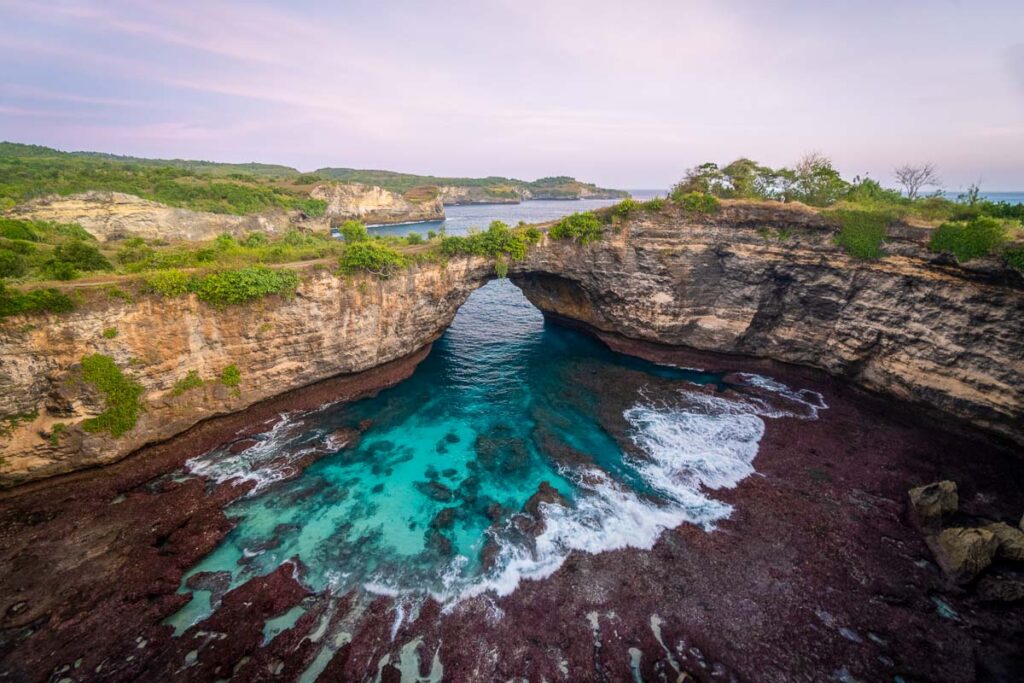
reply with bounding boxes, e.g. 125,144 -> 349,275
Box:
0,143 -> 323,216
315,167 -> 628,198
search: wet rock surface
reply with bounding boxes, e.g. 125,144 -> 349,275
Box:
1,350 -> 1023,681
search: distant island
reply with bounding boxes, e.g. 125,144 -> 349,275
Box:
314,168 -> 629,205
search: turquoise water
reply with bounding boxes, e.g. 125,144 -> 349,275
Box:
169,199 -> 827,633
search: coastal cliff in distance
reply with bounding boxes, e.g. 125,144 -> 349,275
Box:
310,182 -> 444,225
316,167 -> 629,205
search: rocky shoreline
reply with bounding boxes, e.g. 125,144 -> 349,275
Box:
1,340 -> 1021,682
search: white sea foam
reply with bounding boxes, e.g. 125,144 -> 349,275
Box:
438,375 -> 828,607
185,413 -> 311,494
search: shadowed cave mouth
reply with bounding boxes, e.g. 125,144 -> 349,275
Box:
166,279 -> 828,633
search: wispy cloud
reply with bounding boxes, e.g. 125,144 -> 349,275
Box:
1,0 -> 1022,187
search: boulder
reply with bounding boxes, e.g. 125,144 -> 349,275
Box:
977,575 -> 1024,603
927,527 -> 999,584
984,522 -> 1024,563
908,480 -> 958,528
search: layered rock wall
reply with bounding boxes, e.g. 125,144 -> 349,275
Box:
312,182 -> 444,224
6,191 -> 302,242
0,258 -> 492,486
511,202 -> 1024,446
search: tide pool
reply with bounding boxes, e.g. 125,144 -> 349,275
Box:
170,277 -> 826,634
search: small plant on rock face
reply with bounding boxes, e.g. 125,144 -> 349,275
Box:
171,370 -> 204,396
101,327 -> 118,339
49,422 -> 66,446
220,364 -> 241,388
79,354 -> 144,437
832,208 -> 894,260
494,256 -> 509,278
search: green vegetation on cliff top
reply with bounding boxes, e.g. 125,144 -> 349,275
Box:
0,142 -> 325,216
314,167 -> 627,199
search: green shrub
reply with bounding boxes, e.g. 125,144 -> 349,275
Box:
340,220 -> 370,242
611,198 -> 642,219
340,241 -> 408,278
190,266 -> 300,306
0,284 -> 75,318
79,354 -> 144,437
0,218 -> 39,241
494,257 -> 509,278
1004,245 -> 1024,272
405,232 -> 423,245
220,364 -> 241,388
101,327 -> 118,339
242,232 -> 269,247
437,221 -> 533,260
672,191 -> 720,213
49,422 -> 66,446
427,230 -> 437,240
641,197 -> 666,212
928,217 -> 1007,262
171,370 -> 204,396
143,269 -> 191,297
43,239 -> 113,279
0,249 -> 26,278
549,212 -> 603,244
832,209 -> 893,260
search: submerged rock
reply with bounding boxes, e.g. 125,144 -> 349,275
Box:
415,481 -> 454,502
927,527 -> 999,584
908,481 -> 958,529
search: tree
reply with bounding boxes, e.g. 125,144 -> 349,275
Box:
788,152 -> 849,206
893,163 -> 940,200
339,220 -> 369,242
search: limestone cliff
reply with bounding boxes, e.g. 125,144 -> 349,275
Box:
311,183 -> 444,225
510,202 -> 1024,447
6,191 -> 303,242
0,258 -> 492,486
438,185 -> 520,205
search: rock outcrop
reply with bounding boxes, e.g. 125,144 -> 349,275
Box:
510,202 -> 1024,447
0,258 -> 492,486
909,480 -> 959,529
311,182 -> 444,225
6,191 -> 302,242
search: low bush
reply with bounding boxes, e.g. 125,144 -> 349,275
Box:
672,191 -> 720,213
43,240 -> 113,279
405,232 -> 423,245
79,354 -> 144,437
340,220 -> 370,242
832,209 -> 894,260
0,249 -> 26,278
1004,246 -> 1024,272
642,197 -> 666,212
928,216 -> 1007,262
101,327 -> 118,339
438,221 -> 535,260
0,217 -> 39,241
190,266 -> 300,306
340,241 -> 408,278
611,198 -> 642,219
0,284 -> 74,317
549,212 -> 603,244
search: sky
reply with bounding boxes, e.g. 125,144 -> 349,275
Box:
1,0 -> 1023,190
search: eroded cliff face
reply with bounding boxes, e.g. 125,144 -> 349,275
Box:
511,202 -> 1024,447
311,183 -> 444,224
0,258 -> 492,486
7,192 -> 304,242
